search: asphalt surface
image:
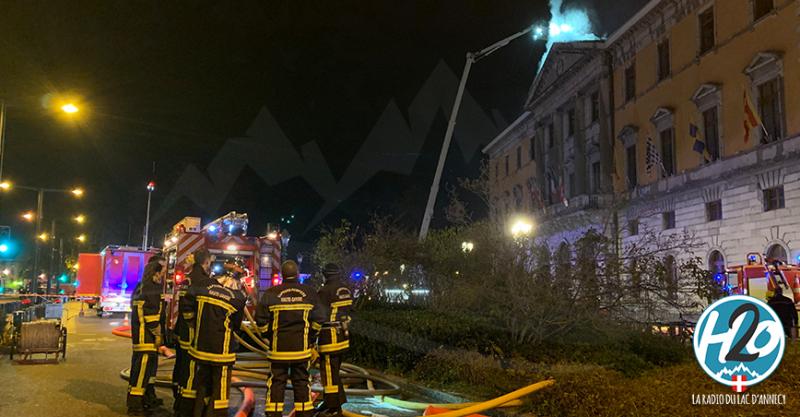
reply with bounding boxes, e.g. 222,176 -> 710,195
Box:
0,302 -> 422,417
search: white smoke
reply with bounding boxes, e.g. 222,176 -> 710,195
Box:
535,0 -> 600,68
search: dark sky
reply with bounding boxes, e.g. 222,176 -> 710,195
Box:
0,0 -> 645,258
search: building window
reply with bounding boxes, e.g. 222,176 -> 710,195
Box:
766,244 -> 788,263
494,162 -> 499,181
591,161 -> 601,193
763,186 -> 785,211
626,145 -> 637,189
753,0 -> 774,21
547,123 -> 555,148
624,63 -> 636,102
590,92 -> 600,123
702,107 -> 720,160
699,7 -> 715,55
662,210 -> 676,230
706,200 -> 722,221
660,128 -> 675,176
529,137 -> 536,161
567,109 -> 576,137
516,146 -> 522,170
513,185 -> 523,210
758,78 -> 784,142
628,219 -> 639,236
657,39 -> 670,81
708,250 -> 725,274
504,155 -> 509,177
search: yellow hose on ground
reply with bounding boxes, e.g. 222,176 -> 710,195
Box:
379,397 -> 523,410
343,380 -> 555,417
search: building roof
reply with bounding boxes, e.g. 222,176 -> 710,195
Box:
481,111 -> 531,155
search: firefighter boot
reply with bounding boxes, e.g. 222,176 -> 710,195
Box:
126,394 -> 148,416
143,385 -> 164,409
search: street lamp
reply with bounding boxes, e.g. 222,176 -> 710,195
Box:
461,241 -> 475,253
21,211 -> 34,222
0,181 -> 9,190
510,217 -> 534,238
74,214 -> 86,224
418,24 -> 541,240
61,103 -> 79,114
76,234 -> 86,243
71,187 -> 84,197
37,232 -> 49,242
142,180 -> 155,250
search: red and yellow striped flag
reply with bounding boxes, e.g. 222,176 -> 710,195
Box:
743,89 -> 762,144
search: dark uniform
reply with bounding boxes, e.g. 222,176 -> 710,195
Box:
768,288 -> 798,338
127,262 -> 164,413
174,265 -> 216,417
255,261 -> 324,417
316,264 -> 352,416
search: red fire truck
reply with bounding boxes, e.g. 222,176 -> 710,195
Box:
161,212 -> 282,333
726,252 -> 800,303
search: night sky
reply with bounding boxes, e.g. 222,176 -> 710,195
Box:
0,0 -> 644,260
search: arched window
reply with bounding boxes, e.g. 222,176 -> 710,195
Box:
708,250 -> 725,274
766,244 -> 788,263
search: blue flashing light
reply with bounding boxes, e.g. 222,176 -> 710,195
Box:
228,225 -> 234,233
796,254 -> 800,263
748,254 -> 758,262
0,244 -> 7,253
74,280 -> 80,287
352,271 -> 363,280
208,225 -> 217,233
0,287 -> 4,293
58,274 -> 68,283
713,273 -> 725,283
213,264 -> 223,273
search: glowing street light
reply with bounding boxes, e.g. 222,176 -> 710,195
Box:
461,241 -> 475,253
21,211 -> 34,222
37,232 -> 49,242
61,103 -> 79,114
510,218 -> 534,238
71,187 -> 84,197
0,181 -> 10,190
74,214 -> 86,224
76,234 -> 87,243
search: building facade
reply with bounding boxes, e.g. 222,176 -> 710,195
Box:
484,0 -> 800,271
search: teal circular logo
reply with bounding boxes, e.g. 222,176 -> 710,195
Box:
693,295 -> 785,390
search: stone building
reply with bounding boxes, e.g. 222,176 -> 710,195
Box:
484,0 -> 800,272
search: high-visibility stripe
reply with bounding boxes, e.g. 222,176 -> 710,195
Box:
303,309 -> 310,351
223,314 -> 232,356
296,400 -> 314,411
323,357 -> 338,393
197,295 -> 237,313
188,348 -> 237,363
330,300 -> 353,308
194,300 -> 204,350
318,340 -> 349,353
129,387 -> 145,396
257,324 -> 270,333
182,312 -> 195,320
144,314 -> 160,322
271,311 -> 280,350
185,359 -> 196,393
267,349 -> 312,360
132,344 -> 158,352
265,403 -> 283,412
214,400 -> 229,409
268,303 -> 314,312
221,366 -> 228,401
311,322 -> 322,331
135,354 -> 148,391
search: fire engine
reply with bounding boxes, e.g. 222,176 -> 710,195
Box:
76,245 -> 159,315
726,252 -> 800,304
161,212 -> 282,334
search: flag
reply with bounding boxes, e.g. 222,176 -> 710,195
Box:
743,89 -> 762,144
690,122 -> 711,163
645,137 -> 663,176
545,168 -> 568,207
526,177 -> 546,213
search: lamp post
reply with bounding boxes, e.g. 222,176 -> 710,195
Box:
418,25 -> 539,240
142,181 -> 155,250
0,183 -> 84,293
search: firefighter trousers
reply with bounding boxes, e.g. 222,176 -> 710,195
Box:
173,345 -> 187,405
191,363 -> 232,417
319,353 -> 347,410
175,358 -> 198,417
127,350 -> 158,408
266,361 -> 313,417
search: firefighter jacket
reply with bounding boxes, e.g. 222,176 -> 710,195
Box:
255,279 -> 325,363
182,280 -> 246,365
131,276 -> 162,352
317,278 -> 353,354
175,267 -> 215,349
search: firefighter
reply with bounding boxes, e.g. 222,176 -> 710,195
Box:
127,255 -> 166,415
315,263 -> 353,417
768,286 -> 798,340
174,249 -> 216,417
180,252 -> 246,417
256,260 -> 325,417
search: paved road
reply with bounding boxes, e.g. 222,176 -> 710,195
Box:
0,302 -> 421,417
